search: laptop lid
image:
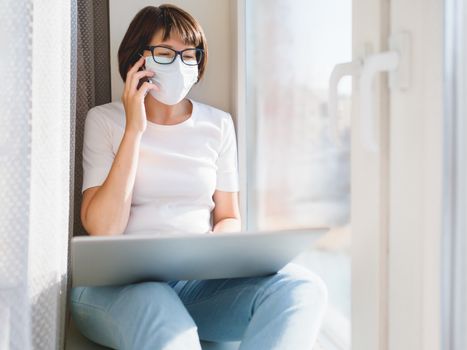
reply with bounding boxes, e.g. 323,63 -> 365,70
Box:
71,227 -> 328,287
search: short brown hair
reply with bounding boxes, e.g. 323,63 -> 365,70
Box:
118,4 -> 208,83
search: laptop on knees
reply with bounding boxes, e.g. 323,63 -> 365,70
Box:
70,227 -> 329,287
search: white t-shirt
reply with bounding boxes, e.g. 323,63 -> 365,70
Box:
81,98 -> 240,236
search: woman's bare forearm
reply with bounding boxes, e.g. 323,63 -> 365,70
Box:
84,129 -> 143,236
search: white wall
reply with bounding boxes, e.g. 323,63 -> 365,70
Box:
109,0 -> 234,114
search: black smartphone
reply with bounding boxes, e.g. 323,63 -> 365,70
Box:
136,53 -> 151,90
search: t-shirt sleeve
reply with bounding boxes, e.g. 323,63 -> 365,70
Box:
81,108 -> 115,193
215,113 -> 240,192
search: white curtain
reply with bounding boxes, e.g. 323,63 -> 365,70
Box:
0,0 -> 71,349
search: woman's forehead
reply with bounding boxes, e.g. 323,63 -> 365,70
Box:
149,29 -> 195,48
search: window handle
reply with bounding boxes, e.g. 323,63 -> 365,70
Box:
328,32 -> 409,153
359,51 -> 400,153
328,60 -> 363,148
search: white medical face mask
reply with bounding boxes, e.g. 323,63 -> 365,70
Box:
144,55 -> 198,105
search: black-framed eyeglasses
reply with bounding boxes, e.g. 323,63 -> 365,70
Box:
142,45 -> 204,66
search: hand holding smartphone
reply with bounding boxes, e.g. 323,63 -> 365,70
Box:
136,53 -> 152,93
121,55 -> 158,134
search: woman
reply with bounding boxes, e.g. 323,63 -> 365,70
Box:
70,4 -> 328,350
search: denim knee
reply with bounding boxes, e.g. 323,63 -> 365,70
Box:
263,262 -> 329,311
70,286 -> 123,349
238,263 -> 328,349
112,281 -> 201,350
69,282 -> 201,349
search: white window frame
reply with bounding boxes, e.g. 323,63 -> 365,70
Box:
234,1 -> 446,349
442,0 -> 467,349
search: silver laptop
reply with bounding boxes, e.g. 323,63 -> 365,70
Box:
71,227 -> 328,287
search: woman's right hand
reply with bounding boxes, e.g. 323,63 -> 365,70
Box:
121,56 -> 158,134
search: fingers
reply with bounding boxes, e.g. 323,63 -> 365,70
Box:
127,56 -> 145,79
129,70 -> 155,94
124,56 -> 145,96
135,81 -> 159,99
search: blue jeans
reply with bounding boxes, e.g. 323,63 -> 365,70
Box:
70,262 -> 328,350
